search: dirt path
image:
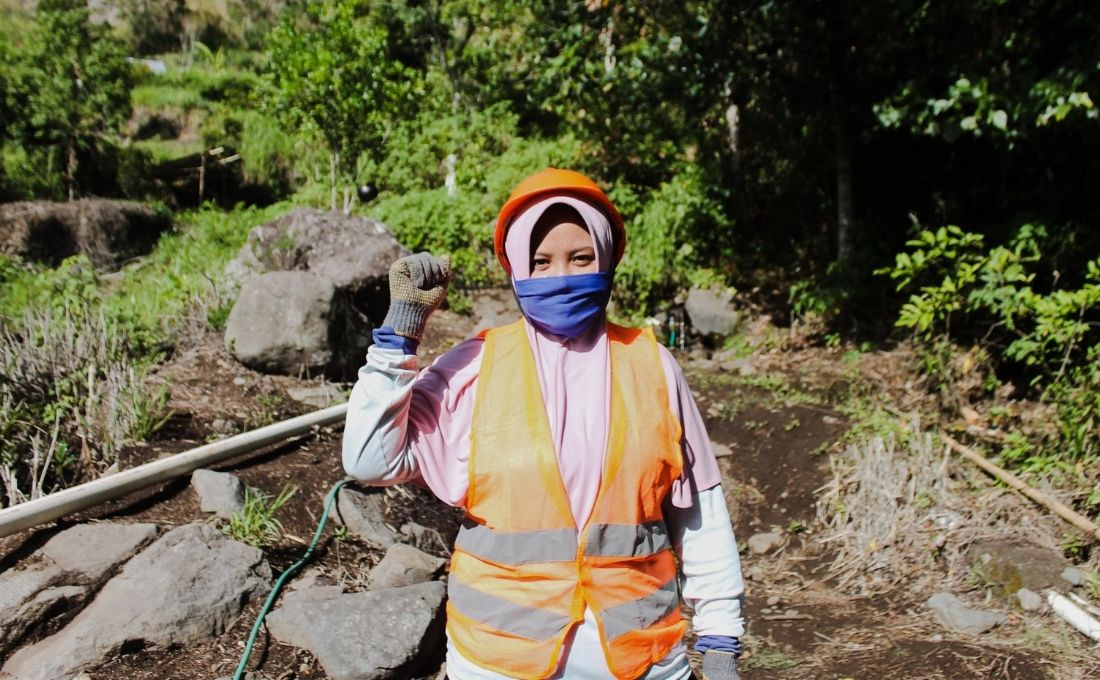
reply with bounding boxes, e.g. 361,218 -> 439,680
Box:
1,299 -> 1092,679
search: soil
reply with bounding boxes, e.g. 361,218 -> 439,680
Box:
0,293 -> 1094,679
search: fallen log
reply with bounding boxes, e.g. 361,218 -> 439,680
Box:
941,433 -> 1100,542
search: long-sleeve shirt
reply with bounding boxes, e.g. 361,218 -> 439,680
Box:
342,338 -> 745,679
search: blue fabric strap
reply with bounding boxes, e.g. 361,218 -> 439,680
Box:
695,635 -> 742,656
372,326 -> 419,354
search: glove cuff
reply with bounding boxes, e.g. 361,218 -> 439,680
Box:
383,299 -> 432,340
702,650 -> 740,680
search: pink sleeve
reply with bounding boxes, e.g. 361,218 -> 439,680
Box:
658,345 -> 723,508
405,337 -> 484,508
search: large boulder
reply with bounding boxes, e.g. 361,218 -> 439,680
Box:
224,270 -> 366,378
685,287 -> 741,336
0,200 -> 170,268
2,523 -> 271,680
266,581 -> 446,680
223,208 -> 409,379
0,523 -> 157,661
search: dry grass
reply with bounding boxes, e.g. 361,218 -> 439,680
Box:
814,417 -> 1075,595
0,307 -> 171,506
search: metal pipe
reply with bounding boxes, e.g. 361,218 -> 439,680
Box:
0,403 -> 348,539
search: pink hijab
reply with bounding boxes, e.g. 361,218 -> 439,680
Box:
502,195 -> 616,528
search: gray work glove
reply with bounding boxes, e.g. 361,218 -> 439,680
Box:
702,650 -> 741,680
383,252 -> 451,340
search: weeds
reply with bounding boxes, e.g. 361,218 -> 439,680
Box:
742,645 -> 798,671
0,306 -> 173,506
816,425 -> 951,593
223,485 -> 297,547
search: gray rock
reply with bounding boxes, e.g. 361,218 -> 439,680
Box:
685,288 -> 740,336
225,271 -> 347,378
2,524 -> 271,680
286,383 -> 346,409
266,582 -> 446,680
711,442 -> 734,458
223,208 -> 409,380
400,522 -> 446,554
0,566 -> 69,657
39,522 -> 157,583
926,592 -> 1007,634
191,469 -> 246,518
469,288 -> 521,336
1016,588 -> 1043,612
720,358 -> 756,376
0,523 -> 157,658
964,540 -> 1069,592
334,486 -> 398,547
1061,566 -> 1087,587
282,585 -> 346,605
747,532 -> 783,555
369,544 -> 445,589
229,207 -> 407,293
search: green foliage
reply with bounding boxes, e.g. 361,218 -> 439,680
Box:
881,224 -> 1098,378
368,131 -> 585,289
882,224 -> 1100,465
614,165 -> 730,311
130,84 -> 207,111
2,0 -> 135,198
223,485 -> 297,547
102,203 -> 289,349
265,0 -> 423,186
0,255 -> 102,321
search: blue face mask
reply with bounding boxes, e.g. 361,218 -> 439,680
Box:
513,272 -> 612,339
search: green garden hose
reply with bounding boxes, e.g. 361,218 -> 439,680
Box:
233,478 -> 352,680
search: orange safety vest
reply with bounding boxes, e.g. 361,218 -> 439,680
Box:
446,319 -> 687,680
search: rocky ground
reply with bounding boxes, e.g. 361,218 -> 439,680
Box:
1,291 -> 1098,679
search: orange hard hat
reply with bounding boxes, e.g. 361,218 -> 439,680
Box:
494,167 -> 626,273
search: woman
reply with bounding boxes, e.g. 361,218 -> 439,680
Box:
343,168 -> 745,680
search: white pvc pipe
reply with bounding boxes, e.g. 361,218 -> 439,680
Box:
0,403 -> 348,539
1047,589 -> 1100,642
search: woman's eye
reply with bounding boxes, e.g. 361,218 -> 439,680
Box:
533,258 -> 549,268
573,255 -> 594,265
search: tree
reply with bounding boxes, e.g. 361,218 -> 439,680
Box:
7,0 -> 134,200
265,0 -> 423,211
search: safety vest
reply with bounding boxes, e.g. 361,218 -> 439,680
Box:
446,319 -> 687,680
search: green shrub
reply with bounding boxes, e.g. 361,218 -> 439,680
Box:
201,109 -> 309,194
365,133 -> 585,289
880,223 -> 1100,465
0,143 -> 66,200
614,165 -> 731,313
101,202 -> 290,349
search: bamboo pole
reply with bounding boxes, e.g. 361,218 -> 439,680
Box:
0,404 -> 348,539
941,433 -> 1100,542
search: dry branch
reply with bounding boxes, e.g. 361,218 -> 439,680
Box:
941,433 -> 1100,542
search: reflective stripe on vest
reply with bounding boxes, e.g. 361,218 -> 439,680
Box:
454,518 -> 671,564
448,319 -> 686,680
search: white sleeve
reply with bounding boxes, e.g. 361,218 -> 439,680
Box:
341,345 -> 423,485
667,485 -> 746,637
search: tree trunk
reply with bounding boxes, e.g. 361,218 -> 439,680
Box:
826,3 -> 855,264
66,140 -> 77,201
329,152 -> 337,212
833,102 -> 854,263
